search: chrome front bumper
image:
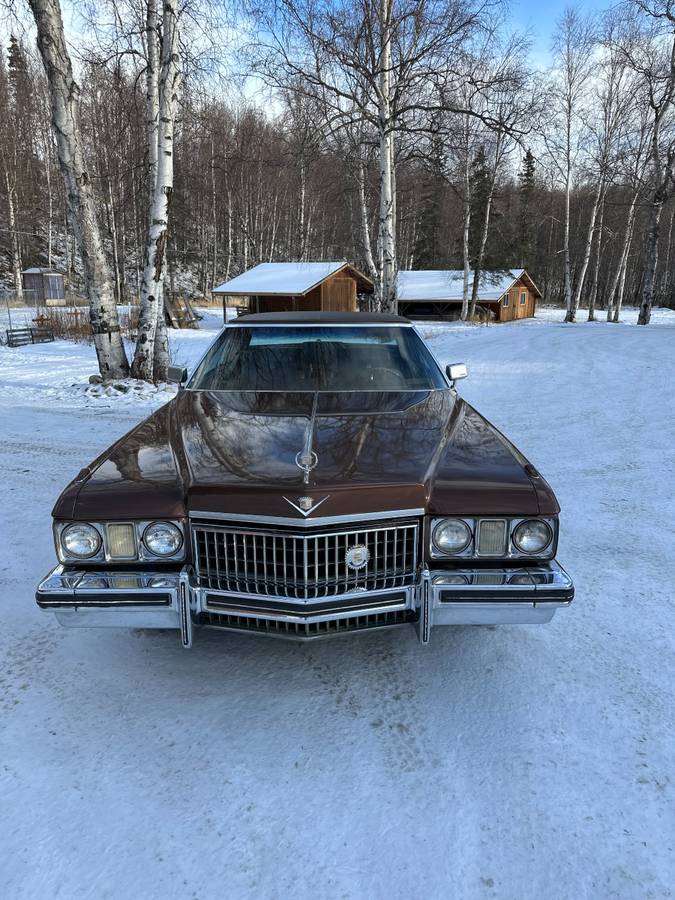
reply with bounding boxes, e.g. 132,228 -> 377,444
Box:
36,561 -> 574,646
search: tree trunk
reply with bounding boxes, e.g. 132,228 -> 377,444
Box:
613,218 -> 634,323
461,123 -> 471,321
638,194 -> 664,326
45,136 -> 53,269
28,0 -> 129,378
4,170 -> 23,303
563,147 -> 574,320
225,183 -> 233,281
469,171 -> 497,320
152,0 -> 180,381
210,136 -> 217,292
571,181 -> 603,314
131,0 -> 161,379
377,0 -> 396,312
131,0 -> 181,382
587,196 -> 604,321
606,192 -> 638,321
356,157 -> 379,302
659,204 -> 675,304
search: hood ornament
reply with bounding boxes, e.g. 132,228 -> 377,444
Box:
295,392 -> 319,484
295,449 -> 317,484
283,494 -> 330,517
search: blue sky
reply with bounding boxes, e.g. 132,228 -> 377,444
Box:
510,0 -> 613,62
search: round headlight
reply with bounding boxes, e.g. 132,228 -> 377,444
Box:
512,519 -> 553,554
142,521 -> 183,557
432,518 -> 472,554
61,523 -> 102,559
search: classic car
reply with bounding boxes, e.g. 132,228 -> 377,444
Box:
36,311 -> 574,646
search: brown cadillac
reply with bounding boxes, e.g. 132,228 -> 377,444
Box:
36,311 -> 574,646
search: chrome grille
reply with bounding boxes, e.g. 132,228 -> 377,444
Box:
198,608 -> 416,639
192,519 -> 419,599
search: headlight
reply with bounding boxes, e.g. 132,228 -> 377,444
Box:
61,523 -> 102,559
432,518 -> 472,554
512,519 -> 553,554
142,521 -> 183,557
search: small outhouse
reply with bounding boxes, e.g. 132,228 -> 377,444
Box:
21,268 -> 65,305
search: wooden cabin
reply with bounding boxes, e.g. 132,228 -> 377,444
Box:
213,261 -> 374,321
21,267 -> 65,305
397,269 -> 541,322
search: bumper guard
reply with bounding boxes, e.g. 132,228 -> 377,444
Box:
36,560 -> 574,646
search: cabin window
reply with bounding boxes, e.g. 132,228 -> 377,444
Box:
503,294 -> 510,307
520,291 -> 527,305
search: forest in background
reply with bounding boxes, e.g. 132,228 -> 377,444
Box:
2,0 -> 675,334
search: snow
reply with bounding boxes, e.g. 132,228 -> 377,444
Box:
1,306 -> 675,898
213,261 -> 351,296
397,268 -> 526,302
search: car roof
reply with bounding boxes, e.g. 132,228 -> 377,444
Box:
230,311 -> 411,325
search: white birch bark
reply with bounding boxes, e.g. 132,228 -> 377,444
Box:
571,180 -> 604,313
152,1 -> 181,381
132,0 -> 181,382
461,123 -> 471,321
659,205 -> 675,301
562,124 -> 574,320
356,157 -> 379,297
377,0 -> 396,313
587,196 -> 604,321
606,192 -> 638,321
613,215 -> 635,323
470,130 -> 505,319
4,170 -> 23,302
28,0 -> 129,378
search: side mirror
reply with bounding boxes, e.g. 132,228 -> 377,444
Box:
446,363 -> 468,386
168,365 -> 188,386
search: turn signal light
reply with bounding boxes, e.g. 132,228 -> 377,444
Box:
107,524 -> 137,559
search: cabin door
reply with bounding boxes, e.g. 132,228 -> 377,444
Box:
322,277 -> 357,311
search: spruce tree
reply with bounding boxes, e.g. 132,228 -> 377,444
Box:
517,149 -> 536,270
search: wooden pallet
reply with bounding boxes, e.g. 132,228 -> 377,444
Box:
165,295 -> 199,329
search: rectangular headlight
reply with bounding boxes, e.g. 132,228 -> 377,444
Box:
106,523 -> 137,559
476,519 -> 508,556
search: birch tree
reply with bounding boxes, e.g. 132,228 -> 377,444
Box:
468,57 -> 532,318
544,7 -> 593,322
623,3 -> 675,325
571,34 -> 632,315
546,8 -> 595,322
27,0 -> 129,378
131,0 -> 182,381
252,0 -> 503,312
0,48 -> 24,302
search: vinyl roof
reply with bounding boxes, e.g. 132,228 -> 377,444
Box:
231,311 -> 410,325
213,262 -> 373,296
397,269 -> 540,302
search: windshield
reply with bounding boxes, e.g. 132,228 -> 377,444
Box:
189,325 -> 447,392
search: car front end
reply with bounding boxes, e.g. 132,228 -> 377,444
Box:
35,312 -> 574,646
37,507 -> 573,647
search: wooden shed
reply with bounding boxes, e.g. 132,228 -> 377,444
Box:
21,267 -> 65,305
397,269 -> 541,322
213,261 -> 374,321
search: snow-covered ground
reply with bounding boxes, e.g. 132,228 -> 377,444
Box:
1,307 -> 674,898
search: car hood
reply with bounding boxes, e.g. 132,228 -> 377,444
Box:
55,389 -> 558,520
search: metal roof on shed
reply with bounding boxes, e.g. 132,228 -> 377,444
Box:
213,262 -> 373,296
397,269 -> 539,302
